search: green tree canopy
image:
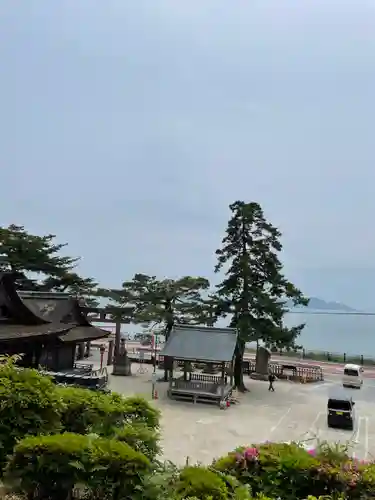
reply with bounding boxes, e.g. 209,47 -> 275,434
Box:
99,273 -> 210,338
99,273 -> 210,380
214,201 -> 309,390
0,224 -> 98,304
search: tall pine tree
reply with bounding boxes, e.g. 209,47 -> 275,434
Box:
215,201 -> 309,391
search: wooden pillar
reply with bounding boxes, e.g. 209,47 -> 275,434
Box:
77,343 -> 85,360
220,362 -> 225,399
230,359 -> 234,386
107,339 -> 114,365
34,344 -> 42,368
183,361 -> 187,381
84,342 -> 91,358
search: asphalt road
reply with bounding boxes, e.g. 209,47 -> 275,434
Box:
302,375 -> 375,403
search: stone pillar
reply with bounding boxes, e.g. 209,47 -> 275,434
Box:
113,338 -> 132,376
252,346 -> 271,380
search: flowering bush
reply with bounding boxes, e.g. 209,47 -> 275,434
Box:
213,442 -> 375,499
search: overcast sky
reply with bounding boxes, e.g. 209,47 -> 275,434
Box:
0,0 -> 374,309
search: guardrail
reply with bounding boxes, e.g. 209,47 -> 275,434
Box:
265,348 -> 374,366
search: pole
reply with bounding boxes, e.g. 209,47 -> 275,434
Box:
152,332 -> 157,374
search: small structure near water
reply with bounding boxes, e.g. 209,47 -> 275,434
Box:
160,324 -> 238,407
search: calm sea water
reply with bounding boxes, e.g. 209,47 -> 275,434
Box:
283,311 -> 375,355
116,310 -> 375,357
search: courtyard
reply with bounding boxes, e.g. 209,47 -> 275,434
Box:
108,364 -> 375,465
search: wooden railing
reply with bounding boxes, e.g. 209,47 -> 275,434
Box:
242,360 -> 323,382
171,377 -> 217,394
190,372 -> 228,385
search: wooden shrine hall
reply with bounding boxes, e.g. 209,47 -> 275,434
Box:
160,324 -> 238,407
0,272 -> 110,372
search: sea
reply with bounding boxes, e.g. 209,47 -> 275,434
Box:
283,311 -> 375,356
103,310 -> 375,358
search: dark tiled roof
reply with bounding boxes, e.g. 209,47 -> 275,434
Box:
160,325 -> 238,362
0,323 -> 71,341
21,297 -> 78,323
59,326 -> 111,343
0,272 -> 107,343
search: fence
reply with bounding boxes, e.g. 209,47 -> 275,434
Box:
267,348 -> 375,366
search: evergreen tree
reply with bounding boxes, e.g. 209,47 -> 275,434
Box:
215,201 -> 309,391
0,224 -> 98,304
100,273 -> 210,379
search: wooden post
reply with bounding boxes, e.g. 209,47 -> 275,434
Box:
77,343 -> 85,360
220,362 -> 225,399
183,360 -> 188,381
107,340 -> 114,366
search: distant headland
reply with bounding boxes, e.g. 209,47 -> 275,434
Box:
287,297 -> 357,312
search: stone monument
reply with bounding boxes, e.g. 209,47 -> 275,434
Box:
251,345 -> 271,380
112,338 -> 132,376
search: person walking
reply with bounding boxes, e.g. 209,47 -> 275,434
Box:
268,372 -> 275,392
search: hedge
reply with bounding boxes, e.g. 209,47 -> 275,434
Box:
0,362 -> 62,472
5,432 -> 151,500
58,387 -> 160,436
113,421 -> 161,460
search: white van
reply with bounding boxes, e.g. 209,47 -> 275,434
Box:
342,364 -> 363,389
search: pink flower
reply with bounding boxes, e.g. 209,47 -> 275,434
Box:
307,448 -> 316,456
244,447 -> 259,459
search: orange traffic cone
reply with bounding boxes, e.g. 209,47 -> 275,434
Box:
154,389 -> 158,400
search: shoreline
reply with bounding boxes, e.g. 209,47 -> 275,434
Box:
91,339 -> 375,373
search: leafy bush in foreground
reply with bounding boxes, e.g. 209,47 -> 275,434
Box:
113,421 -> 161,460
5,432 -> 151,500
0,361 -> 62,473
57,386 -> 160,436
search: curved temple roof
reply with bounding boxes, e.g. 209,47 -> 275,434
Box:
0,272 -> 109,344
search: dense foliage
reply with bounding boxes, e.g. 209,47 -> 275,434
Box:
214,201 -> 309,390
0,224 -> 98,303
0,359 -> 373,500
99,274 -> 210,338
0,358 -> 63,470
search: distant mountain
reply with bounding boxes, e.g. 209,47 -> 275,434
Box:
287,297 -> 357,312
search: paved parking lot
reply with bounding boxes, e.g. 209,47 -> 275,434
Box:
108,368 -> 375,465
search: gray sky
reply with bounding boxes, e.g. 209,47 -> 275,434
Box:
1,0 -> 374,309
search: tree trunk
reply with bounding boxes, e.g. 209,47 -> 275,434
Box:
163,309 -> 174,382
234,339 -> 248,392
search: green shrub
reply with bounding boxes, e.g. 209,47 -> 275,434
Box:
58,386 -> 124,435
5,432 -> 151,500
87,435 -> 151,499
174,466 -> 228,500
213,442 -> 375,499
121,394 -> 161,429
114,421 -> 161,460
5,433 -> 90,500
58,387 -> 160,436
0,362 -> 63,472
